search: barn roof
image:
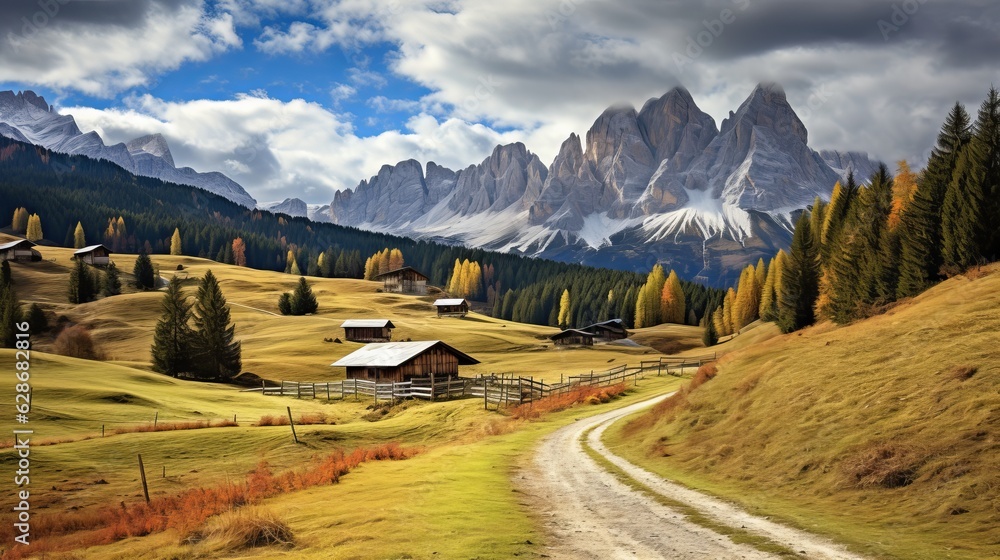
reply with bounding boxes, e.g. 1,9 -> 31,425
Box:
550,329 -> 596,340
582,319 -> 627,333
340,319 -> 395,329
373,266 -> 428,280
0,239 -> 35,251
73,244 -> 112,255
433,298 -> 468,306
331,340 -> 479,368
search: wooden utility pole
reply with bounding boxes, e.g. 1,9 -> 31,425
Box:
286,406 -> 298,444
137,454 -> 150,503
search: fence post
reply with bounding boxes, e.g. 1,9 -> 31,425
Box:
137,454 -> 150,503
327,383 -> 330,401
430,372 -> 436,402
286,406 -> 298,444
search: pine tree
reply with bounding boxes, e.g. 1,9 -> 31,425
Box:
722,288 -> 736,334
778,212 -> 820,333
810,198 -> 827,251
733,265 -> 760,329
711,306 -> 728,337
191,270 -> 241,380
151,276 -> 194,377
277,293 -> 292,315
558,289 -> 571,328
170,228 -> 182,255
68,259 -> 95,304
820,173 -> 859,266
73,221 -> 86,249
102,262 -> 121,297
702,311 -> 718,347
26,303 -> 47,335
133,251 -> 155,290
0,282 -> 22,348
25,214 -> 43,242
980,87 -> 1000,261
897,102 -> 972,297
290,277 -> 319,315
1,260 -> 10,288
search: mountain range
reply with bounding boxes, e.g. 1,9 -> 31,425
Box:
0,90 -> 257,208
326,84 -> 880,285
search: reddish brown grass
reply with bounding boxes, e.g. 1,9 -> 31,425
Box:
842,441 -> 927,489
948,365 -> 978,381
256,414 -> 289,426
508,383 -> 628,420
0,443 -> 416,560
113,419 -> 238,435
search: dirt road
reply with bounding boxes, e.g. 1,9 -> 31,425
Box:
516,395 -> 867,559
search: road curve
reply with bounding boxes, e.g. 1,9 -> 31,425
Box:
516,394 -> 867,560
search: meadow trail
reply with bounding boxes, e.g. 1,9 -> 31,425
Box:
516,395 -> 868,560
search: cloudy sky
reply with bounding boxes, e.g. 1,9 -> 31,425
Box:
0,0 -> 997,205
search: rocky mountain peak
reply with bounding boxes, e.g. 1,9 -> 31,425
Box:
126,133 -> 175,168
721,82 -> 807,144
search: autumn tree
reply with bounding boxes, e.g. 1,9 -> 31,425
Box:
388,248 -> 404,271
232,237 -> 246,266
25,213 -> 42,242
170,228 -> 183,255
557,289 -> 571,328
73,221 -> 86,249
660,270 -> 686,324
888,161 -> 919,230
733,264 -> 761,330
11,207 -> 28,233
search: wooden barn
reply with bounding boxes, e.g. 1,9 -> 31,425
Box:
374,266 -> 428,295
330,340 -> 479,383
73,244 -> 113,266
341,319 -> 395,343
433,298 -> 469,318
0,239 -> 39,262
581,319 -> 629,342
551,329 -> 595,346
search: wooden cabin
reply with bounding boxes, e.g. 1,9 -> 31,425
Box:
551,329 -> 595,346
433,298 -> 469,318
331,340 -> 479,383
581,319 -> 629,341
374,266 -> 428,295
0,239 -> 39,262
73,244 -> 112,266
341,319 -> 395,343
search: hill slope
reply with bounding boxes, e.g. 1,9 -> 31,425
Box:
611,265 -> 1000,559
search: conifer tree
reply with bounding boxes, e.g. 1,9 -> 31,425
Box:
73,221 -> 86,249
897,103 -> 972,297
810,198 -> 827,251
133,251 -> 155,290
558,289 -> 571,328
820,173 -> 859,266
759,256 -> 779,321
722,288 -> 736,334
1,260 -> 11,288
26,303 -> 47,335
290,277 -> 319,315
733,265 -> 760,329
232,238 -> 247,267
712,306 -> 728,337
660,270 -> 686,324
980,87 -> 1000,261
68,259 -> 95,304
151,276 -> 194,377
388,248 -> 404,271
102,262 -> 121,297
0,281 -> 21,348
170,228 -> 182,255
754,258 -> 767,292
289,257 -> 302,276
888,161 -> 919,230
702,311 -> 718,347
277,293 -> 292,315
778,212 -> 819,333
191,270 -> 241,380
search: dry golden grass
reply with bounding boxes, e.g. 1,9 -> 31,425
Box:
612,263 -> 1000,559
187,506 -> 294,551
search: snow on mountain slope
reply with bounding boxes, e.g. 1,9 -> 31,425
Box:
0,90 -> 256,208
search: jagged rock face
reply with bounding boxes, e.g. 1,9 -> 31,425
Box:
449,143 -> 547,215
325,83 -> 880,285
819,150 -> 881,183
0,90 -> 257,208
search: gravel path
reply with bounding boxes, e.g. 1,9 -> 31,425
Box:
515,394 -> 868,560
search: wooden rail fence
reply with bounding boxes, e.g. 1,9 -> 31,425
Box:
247,353 -> 716,409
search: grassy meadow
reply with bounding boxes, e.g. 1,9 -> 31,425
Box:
608,264 -> 1000,560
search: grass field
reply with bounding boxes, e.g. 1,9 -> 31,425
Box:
0,235 -> 697,558
607,264 -> 1000,560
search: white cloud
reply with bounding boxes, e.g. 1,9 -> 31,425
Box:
330,83 -> 357,102
254,21 -> 318,54
367,96 -> 421,113
347,68 -> 387,89
0,1 -> 242,97
64,94 -> 523,205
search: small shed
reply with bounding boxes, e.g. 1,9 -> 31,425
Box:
374,266 -> 428,295
433,298 -> 469,318
341,319 -> 395,343
551,329 -> 595,346
331,340 -> 480,383
582,319 -> 629,342
0,239 -> 39,262
73,244 -> 112,266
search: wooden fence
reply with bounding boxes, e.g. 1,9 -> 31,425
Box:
249,353 -> 716,409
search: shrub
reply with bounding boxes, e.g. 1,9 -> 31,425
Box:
843,442 -> 926,488
187,507 -> 293,550
256,414 -> 289,427
52,325 -> 102,360
948,365 -> 977,381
